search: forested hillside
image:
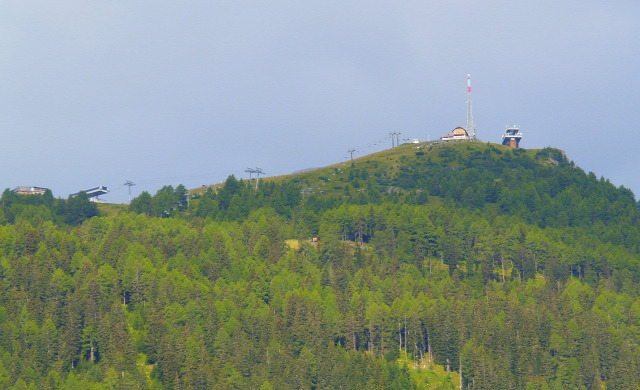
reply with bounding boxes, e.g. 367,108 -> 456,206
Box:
1,141 -> 640,389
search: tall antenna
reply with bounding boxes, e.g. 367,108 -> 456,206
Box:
124,180 -> 136,203
466,74 -> 476,139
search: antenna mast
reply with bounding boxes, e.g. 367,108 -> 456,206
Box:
466,74 -> 476,139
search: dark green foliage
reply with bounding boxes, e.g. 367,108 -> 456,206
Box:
189,177 -> 302,221
129,185 -> 188,217
0,188 -> 100,227
128,191 -> 153,216
65,192 -> 99,226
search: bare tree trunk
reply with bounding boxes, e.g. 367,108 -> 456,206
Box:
420,326 -> 427,363
500,255 -> 506,282
426,327 -> 433,363
510,260 -> 514,280
518,267 -> 522,283
356,222 -> 364,247
404,315 -> 408,362
369,320 -> 373,354
398,323 -> 402,353
460,357 -> 463,390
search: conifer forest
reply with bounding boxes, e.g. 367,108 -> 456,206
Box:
1,142 -> 639,389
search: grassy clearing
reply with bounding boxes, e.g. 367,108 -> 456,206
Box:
285,239 -> 301,250
398,355 -> 460,389
97,203 -> 128,217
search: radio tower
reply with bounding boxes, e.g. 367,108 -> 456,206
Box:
466,74 -> 476,139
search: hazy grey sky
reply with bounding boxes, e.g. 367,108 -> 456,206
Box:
2,1 -> 639,203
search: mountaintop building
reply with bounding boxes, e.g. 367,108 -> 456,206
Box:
12,186 -> 49,195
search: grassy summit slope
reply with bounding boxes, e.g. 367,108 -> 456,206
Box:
263,140 -> 637,239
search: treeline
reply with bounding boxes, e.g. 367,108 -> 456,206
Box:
129,178 -> 301,221
0,189 -> 98,226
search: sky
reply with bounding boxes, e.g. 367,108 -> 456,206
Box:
1,1 -> 639,204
